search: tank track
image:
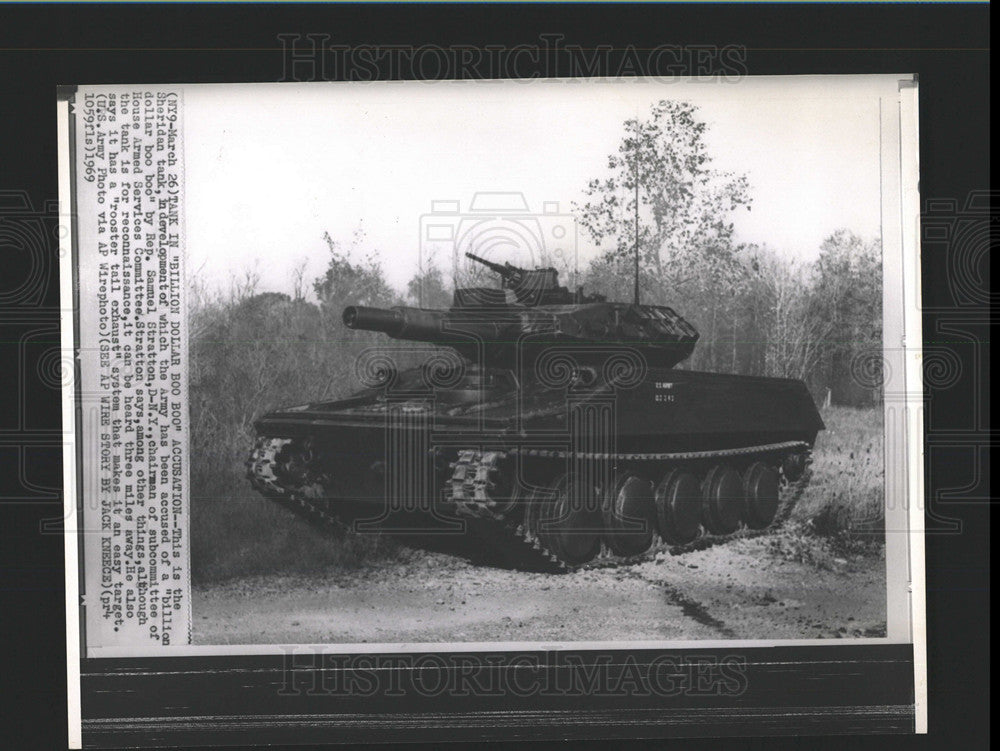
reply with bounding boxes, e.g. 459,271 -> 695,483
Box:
445,443 -> 813,573
247,437 -> 350,533
248,437 -> 812,573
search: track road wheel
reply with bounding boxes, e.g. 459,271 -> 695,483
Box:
782,452 -> 808,482
274,440 -> 314,487
602,474 -> 656,557
702,465 -> 743,535
655,469 -> 702,545
274,439 -> 330,506
743,462 -> 781,529
530,473 -> 602,565
476,451 -> 519,517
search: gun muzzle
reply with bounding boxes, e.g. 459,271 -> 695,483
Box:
342,306 -> 405,336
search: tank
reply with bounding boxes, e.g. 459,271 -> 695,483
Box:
247,253 -> 825,571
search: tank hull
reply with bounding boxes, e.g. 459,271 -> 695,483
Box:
247,366 -> 823,571
254,367 -> 824,452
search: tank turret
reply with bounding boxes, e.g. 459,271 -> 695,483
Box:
343,254 -> 699,369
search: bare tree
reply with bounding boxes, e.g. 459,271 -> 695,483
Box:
753,251 -> 830,381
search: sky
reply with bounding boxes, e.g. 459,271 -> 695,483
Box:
182,76 -> 894,297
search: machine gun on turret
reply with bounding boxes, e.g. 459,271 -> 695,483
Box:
463,252 -> 604,306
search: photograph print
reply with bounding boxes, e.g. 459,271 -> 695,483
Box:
177,76 -> 920,649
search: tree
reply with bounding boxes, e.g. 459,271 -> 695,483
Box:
313,226 -> 398,313
809,230 -> 883,405
574,100 -> 752,296
749,248 -> 829,381
406,255 -> 453,309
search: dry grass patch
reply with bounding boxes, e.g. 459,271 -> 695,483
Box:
793,405 -> 885,550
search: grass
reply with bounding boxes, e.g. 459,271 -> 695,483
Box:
792,405 -> 885,551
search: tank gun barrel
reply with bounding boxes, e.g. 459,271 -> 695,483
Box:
342,306 -> 406,337
343,305 -> 489,356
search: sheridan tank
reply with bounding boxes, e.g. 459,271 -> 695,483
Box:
247,253 -> 824,571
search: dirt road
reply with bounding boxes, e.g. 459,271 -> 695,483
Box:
193,531 -> 886,645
